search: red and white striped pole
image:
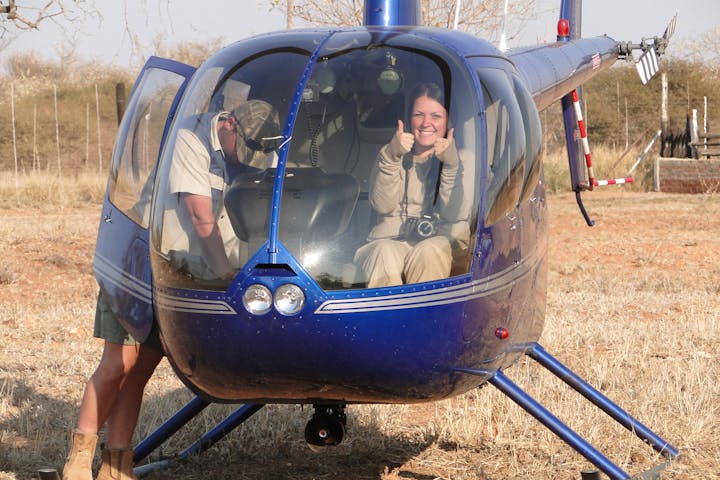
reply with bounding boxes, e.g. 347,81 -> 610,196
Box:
593,177 -> 633,186
571,89 -> 595,190
571,89 -> 633,189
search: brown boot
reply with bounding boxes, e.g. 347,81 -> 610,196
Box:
61,430 -> 98,480
96,448 -> 137,480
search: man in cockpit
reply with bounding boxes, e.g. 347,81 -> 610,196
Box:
162,99 -> 282,281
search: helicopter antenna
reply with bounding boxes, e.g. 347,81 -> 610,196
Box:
453,0 -> 462,30
498,0 -> 509,50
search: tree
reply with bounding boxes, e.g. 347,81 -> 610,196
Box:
0,1 -> 180,72
679,26 -> 720,75
0,0 -> 100,58
269,0 -> 537,43
0,0 -> 98,33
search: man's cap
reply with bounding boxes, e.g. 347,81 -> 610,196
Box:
231,99 -> 282,155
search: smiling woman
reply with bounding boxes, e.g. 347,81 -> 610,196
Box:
354,81 -> 465,288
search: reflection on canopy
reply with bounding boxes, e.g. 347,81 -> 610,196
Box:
147,32 -> 536,291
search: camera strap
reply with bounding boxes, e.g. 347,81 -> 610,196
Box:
400,154 -> 442,221
401,153 -> 412,222
431,155 -> 442,209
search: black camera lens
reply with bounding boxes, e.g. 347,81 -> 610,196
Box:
416,218 -> 435,238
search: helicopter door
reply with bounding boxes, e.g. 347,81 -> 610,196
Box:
94,57 -> 195,342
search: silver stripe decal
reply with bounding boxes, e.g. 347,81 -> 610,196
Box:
93,253 -> 152,303
155,290 -> 237,315
315,248 -> 542,314
93,252 -> 236,315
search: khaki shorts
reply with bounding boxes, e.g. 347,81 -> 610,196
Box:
93,292 -> 162,351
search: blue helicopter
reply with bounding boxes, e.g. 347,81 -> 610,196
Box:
91,0 -> 679,478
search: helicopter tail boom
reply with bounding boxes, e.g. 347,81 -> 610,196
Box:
508,0 -> 673,225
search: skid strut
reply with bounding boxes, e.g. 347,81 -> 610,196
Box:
457,343 -> 678,480
134,395 -> 210,463
132,399 -> 264,477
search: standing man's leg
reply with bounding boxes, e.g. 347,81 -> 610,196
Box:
105,344 -> 162,448
95,343 -> 162,480
64,292 -> 162,480
64,341 -> 141,480
76,342 -> 140,436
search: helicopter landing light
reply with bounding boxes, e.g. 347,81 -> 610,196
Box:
242,284 -> 273,315
274,284 -> 305,316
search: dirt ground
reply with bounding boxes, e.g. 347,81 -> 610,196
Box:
1,189 -> 718,480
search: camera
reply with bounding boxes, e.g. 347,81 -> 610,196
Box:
400,215 -> 437,242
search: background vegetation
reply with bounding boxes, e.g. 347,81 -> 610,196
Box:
0,47 -> 718,183
0,42 -> 220,177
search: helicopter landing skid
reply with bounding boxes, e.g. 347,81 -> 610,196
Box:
131,401 -> 347,477
132,401 -> 264,477
130,343 -> 679,479
457,343 -> 679,480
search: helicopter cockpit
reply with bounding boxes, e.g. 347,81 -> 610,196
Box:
115,29 -> 542,294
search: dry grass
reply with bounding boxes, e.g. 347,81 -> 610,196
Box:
0,172 -> 718,480
0,171 -> 106,210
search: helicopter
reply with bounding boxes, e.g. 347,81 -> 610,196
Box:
89,0 -> 679,478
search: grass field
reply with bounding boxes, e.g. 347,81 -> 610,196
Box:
0,172 -> 718,479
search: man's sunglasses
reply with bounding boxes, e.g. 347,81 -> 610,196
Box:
242,132 -> 284,153
232,116 -> 283,154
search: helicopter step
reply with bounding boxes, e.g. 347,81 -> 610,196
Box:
457,343 -> 679,480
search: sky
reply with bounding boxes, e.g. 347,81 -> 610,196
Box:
2,0 -> 717,73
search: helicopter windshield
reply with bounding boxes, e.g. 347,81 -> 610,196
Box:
151,33 -> 481,291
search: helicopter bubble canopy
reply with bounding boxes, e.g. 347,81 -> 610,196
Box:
148,28 -> 541,293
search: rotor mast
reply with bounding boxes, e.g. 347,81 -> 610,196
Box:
363,0 -> 422,26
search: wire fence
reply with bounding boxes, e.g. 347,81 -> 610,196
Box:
0,81 -> 122,181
